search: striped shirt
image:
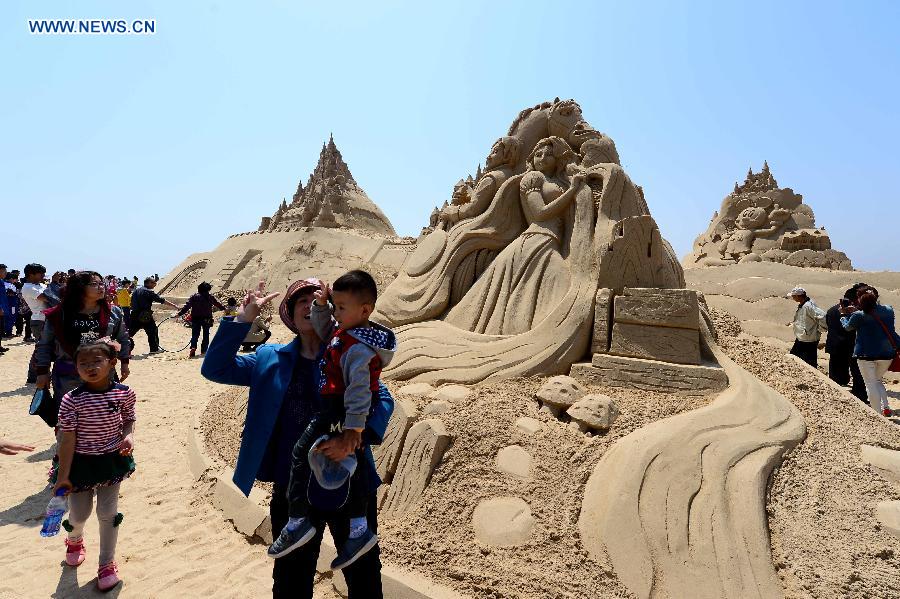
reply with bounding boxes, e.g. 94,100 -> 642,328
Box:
58,383 -> 137,455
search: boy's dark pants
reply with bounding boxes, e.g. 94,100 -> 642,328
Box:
129,314 -> 160,352
286,408 -> 368,520
270,482 -> 382,599
26,320 -> 44,382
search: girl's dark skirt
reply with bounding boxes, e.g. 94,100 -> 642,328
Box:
50,451 -> 136,493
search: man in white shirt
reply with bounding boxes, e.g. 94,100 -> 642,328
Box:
787,285 -> 827,367
22,263 -> 49,383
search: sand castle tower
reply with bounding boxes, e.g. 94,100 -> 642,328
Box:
260,135 -> 396,236
684,162 -> 852,270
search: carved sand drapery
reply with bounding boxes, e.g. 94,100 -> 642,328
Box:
578,340 -> 806,599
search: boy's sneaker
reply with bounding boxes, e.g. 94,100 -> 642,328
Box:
267,520 -> 316,559
330,529 -> 378,571
97,561 -> 120,591
65,537 -> 85,567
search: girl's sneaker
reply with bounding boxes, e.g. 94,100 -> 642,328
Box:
65,537 -> 85,567
97,561 -> 120,592
884,408 -> 893,417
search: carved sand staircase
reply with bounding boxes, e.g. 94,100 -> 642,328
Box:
214,250 -> 262,289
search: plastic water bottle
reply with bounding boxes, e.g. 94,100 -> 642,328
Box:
39,489 -> 68,538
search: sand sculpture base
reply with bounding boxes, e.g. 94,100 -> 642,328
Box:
571,354 -> 728,395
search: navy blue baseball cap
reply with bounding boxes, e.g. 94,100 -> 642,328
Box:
307,436 -> 357,510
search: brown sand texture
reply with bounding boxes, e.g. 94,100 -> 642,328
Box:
3,267 -> 900,597
201,308 -> 900,598
0,316 -> 339,598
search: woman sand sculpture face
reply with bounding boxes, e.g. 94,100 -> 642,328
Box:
485,137 -> 520,171
532,144 -> 557,175
526,137 -> 576,179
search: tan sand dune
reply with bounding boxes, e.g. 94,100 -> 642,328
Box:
687,261 -> 900,349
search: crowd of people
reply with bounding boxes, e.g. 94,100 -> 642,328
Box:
788,283 -> 900,416
1,262 -> 391,597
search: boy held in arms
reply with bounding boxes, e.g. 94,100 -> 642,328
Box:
268,270 -> 396,570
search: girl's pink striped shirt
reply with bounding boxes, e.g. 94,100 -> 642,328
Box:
58,383 -> 137,455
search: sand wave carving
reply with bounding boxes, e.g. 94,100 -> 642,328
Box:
579,343 -> 806,599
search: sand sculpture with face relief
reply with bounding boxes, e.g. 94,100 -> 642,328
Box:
684,162 -> 852,270
375,99 -> 684,384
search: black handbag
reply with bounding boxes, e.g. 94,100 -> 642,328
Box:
29,387 -> 59,428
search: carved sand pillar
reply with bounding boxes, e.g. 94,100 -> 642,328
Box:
381,419 -> 451,520
590,288 -> 613,354
372,397 -> 418,484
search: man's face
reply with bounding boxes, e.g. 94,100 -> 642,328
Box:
0,268 -> 6,279
27,271 -> 45,283
791,294 -> 805,303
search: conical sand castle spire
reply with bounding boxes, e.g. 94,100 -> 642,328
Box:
260,135 -> 396,236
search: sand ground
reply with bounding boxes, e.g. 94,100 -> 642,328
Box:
3,300 -> 900,598
0,318 -> 339,599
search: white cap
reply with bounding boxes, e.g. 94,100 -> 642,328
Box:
788,286 -> 806,297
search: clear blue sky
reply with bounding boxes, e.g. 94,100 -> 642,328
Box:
3,1 -> 898,277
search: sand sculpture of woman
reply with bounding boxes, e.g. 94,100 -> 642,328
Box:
376,101 -> 682,383
442,136 -> 583,334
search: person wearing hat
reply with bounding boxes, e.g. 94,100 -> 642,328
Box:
267,270 -> 396,569
787,286 -> 827,367
201,279 -> 394,598
825,283 -> 868,401
175,282 -> 225,358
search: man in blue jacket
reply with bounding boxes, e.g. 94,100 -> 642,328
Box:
201,279 -> 393,599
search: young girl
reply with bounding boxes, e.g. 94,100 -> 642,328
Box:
52,337 -> 136,592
